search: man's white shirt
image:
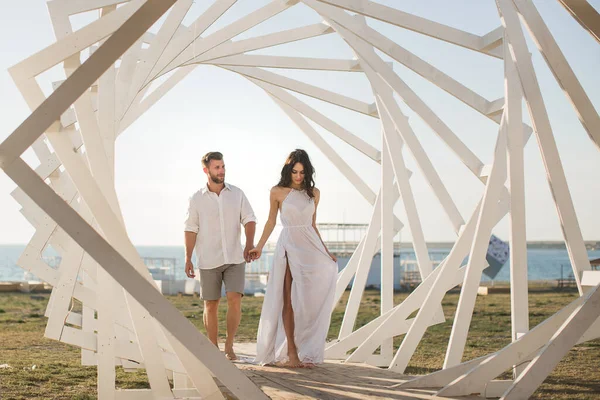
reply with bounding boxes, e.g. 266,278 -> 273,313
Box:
184,183 -> 256,270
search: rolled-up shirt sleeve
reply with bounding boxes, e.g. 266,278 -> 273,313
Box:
240,191 -> 257,226
184,195 -> 199,233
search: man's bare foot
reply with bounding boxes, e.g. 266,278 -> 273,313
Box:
224,347 -> 238,361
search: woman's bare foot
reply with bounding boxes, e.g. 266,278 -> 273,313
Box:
279,351 -> 307,368
278,360 -> 314,368
283,359 -> 303,368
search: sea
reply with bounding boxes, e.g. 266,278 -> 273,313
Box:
1,244 -> 599,287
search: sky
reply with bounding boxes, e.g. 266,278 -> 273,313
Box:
0,0 -> 599,246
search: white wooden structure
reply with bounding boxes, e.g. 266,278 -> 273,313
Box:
1,1 -> 599,399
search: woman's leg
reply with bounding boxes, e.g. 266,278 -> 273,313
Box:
282,256 -> 302,367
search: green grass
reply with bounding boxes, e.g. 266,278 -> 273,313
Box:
0,288 -> 598,399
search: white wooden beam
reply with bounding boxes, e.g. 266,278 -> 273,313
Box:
498,0 -> 592,293
314,0 -> 503,57
513,0 -> 600,150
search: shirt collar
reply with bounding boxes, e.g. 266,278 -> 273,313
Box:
201,182 -> 230,195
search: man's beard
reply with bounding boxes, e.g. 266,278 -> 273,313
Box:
209,173 -> 225,184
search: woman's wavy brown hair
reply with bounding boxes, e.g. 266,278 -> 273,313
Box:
276,149 -> 315,198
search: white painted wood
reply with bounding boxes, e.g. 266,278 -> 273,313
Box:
480,26 -> 504,51
388,197 -> 508,373
49,5 -> 176,393
329,223 -> 400,315
243,76 -> 380,161
119,66 -> 196,134
96,34 -> 117,176
187,23 -> 334,65
343,263 -> 455,363
4,1 -> 599,398
9,0 -> 146,82
8,1 -> 229,397
557,0 -> 600,44
47,0 -> 130,17
144,0 -> 238,85
43,230 -> 86,340
315,0 -> 503,57
44,131 -> 174,397
314,9 -> 494,115
577,315 -> 600,343
124,0 -> 193,117
3,158 -> 268,399
304,2 -> 485,176
436,293 -> 585,396
375,88 -> 433,280
156,0 -> 296,81
268,95 -> 377,204
379,101 -> 395,365
0,0 -> 172,168
502,284 -> 600,399
504,32 -> 529,379
115,37 -> 146,122
498,0 -> 591,293
513,0 -> 600,150
444,116 -> 508,368
374,80 -> 465,234
212,54 -> 360,72
581,271 -> 600,286
338,189 -> 384,337
97,264 -> 118,399
227,65 -> 377,117
82,268 -> 97,366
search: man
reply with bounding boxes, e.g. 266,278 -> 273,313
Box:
184,151 -> 256,360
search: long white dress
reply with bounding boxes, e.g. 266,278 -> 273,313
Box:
255,188 -> 338,365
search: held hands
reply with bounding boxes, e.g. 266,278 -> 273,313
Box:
185,260 -> 195,278
243,245 -> 254,263
248,247 -> 262,261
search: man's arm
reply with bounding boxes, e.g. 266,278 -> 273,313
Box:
183,195 -> 199,278
243,222 -> 256,262
184,232 -> 197,278
240,191 -> 257,262
184,231 -> 197,261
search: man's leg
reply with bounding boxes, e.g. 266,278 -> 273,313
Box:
225,291 -> 242,359
203,299 -> 220,346
222,262 -> 246,360
199,266 -> 224,347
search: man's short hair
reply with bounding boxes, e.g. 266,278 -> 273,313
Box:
202,151 -> 223,168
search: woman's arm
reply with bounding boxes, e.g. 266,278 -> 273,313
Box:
249,188 -> 280,259
312,188 -> 337,262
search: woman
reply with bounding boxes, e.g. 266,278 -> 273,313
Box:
250,149 -> 338,368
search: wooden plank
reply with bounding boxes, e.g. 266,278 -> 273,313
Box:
315,0 -> 501,57
503,284 -> 600,399
246,366 -> 361,400
498,0 -> 592,293
0,0 -> 174,168
514,0 -> 600,151
557,0 -> 600,44
239,369 -> 312,399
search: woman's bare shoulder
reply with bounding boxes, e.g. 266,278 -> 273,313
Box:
270,185 -> 288,199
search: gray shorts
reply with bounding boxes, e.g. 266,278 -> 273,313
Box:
198,262 -> 246,300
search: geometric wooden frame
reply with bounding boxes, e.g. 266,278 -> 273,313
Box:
2,0 -> 599,398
